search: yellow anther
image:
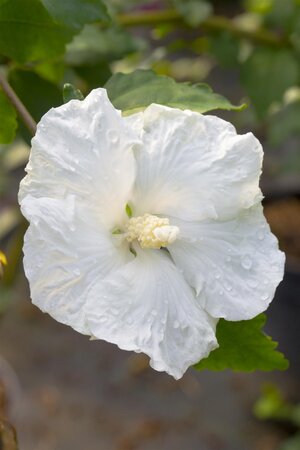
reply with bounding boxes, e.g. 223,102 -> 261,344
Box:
126,214 -> 179,249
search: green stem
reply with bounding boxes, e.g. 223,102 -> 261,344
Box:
118,10 -> 291,48
0,72 -> 37,136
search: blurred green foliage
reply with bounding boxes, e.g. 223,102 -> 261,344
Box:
254,383 -> 300,450
0,0 -> 300,144
0,0 -> 298,369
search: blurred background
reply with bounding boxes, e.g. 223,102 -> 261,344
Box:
0,0 -> 300,449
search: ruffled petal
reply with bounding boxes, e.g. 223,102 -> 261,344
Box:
19,88 -> 139,230
168,204 -> 285,321
128,105 -> 262,221
85,248 -> 217,379
21,194 -> 132,334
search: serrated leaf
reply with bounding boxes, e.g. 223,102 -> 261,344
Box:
0,0 -> 73,63
241,48 -> 299,119
105,69 -> 245,115
63,83 -> 84,103
194,314 -> 289,372
41,0 -> 110,30
0,90 -> 17,144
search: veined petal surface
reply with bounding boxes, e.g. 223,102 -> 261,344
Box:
168,204 -> 285,321
21,194 -> 132,334
127,105 -> 263,222
85,249 -> 218,379
19,88 -> 139,230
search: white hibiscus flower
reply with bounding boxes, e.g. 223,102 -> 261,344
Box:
19,88 -> 285,379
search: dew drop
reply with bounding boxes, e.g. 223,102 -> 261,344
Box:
151,309 -> 158,316
248,279 -> 258,288
107,129 -> 119,143
224,281 -> 232,292
215,273 -> 221,279
261,292 -> 269,301
173,320 -> 180,329
219,290 -> 224,296
257,230 -> 265,241
127,317 -> 133,325
226,256 -> 232,263
241,255 -> 252,270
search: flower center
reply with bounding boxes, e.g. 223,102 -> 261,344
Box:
126,214 -> 179,249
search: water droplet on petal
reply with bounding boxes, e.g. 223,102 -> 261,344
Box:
215,273 -> 221,279
248,278 -> 258,288
151,309 -> 157,316
173,320 -> 180,329
257,229 -> 265,240
107,129 -> 119,143
226,256 -> 232,263
261,292 -> 269,301
224,281 -> 232,292
241,255 -> 252,270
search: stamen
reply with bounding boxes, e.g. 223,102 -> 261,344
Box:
126,214 -> 179,249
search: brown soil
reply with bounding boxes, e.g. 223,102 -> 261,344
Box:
264,198 -> 300,270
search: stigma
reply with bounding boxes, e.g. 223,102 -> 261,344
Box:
126,214 -> 180,249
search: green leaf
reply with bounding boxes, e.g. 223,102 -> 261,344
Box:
105,69 -> 245,115
9,69 -> 62,122
172,0 -> 212,27
41,0 -> 110,30
194,314 -> 289,372
74,61 -> 112,90
253,383 -> 293,422
241,48 -> 299,119
269,100 -> 300,146
209,32 -> 239,68
63,83 -> 84,103
66,25 -> 146,66
8,69 -> 62,142
0,90 -> 17,144
0,0 -> 73,63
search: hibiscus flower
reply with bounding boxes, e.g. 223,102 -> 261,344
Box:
19,88 -> 285,379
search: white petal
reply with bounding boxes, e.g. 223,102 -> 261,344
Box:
85,249 -> 217,379
168,204 -> 285,320
19,88 -> 139,230
128,105 -> 263,221
21,194 -> 132,334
